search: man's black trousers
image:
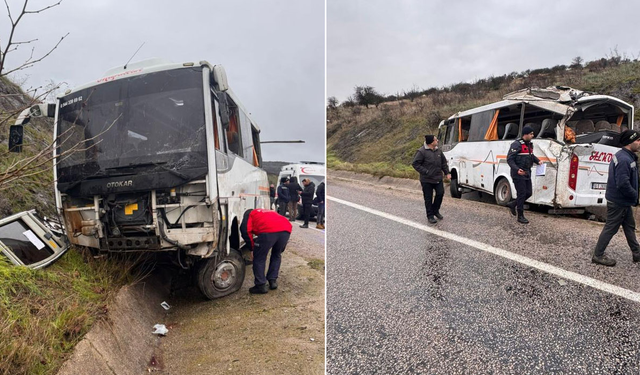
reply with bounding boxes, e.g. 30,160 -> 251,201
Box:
594,201 -> 640,257
253,231 -> 290,286
420,180 -> 444,218
514,178 -> 533,211
302,203 -> 312,225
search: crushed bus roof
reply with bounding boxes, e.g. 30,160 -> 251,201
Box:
447,86 -> 630,121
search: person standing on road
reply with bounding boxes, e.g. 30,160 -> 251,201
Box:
592,130 -> 640,267
412,135 -> 451,224
314,181 -> 325,229
269,184 -> 276,210
299,178 -> 316,228
276,178 -> 291,217
288,176 -> 302,222
240,208 -> 292,294
506,125 -> 540,224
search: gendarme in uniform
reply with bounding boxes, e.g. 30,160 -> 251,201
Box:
506,125 -> 540,224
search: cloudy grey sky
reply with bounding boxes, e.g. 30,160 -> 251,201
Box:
2,0 -> 324,163
328,0 -> 640,102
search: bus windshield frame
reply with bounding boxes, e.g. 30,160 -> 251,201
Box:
55,67 -> 207,185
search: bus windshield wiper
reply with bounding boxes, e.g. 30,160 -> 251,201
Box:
106,161 -> 189,180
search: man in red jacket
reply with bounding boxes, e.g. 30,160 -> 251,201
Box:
240,209 -> 293,294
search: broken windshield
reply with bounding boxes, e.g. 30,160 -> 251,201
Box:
56,67 -> 207,184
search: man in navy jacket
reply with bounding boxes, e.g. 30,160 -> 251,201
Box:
592,130 -> 640,266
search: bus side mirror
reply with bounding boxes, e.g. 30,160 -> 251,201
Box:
218,91 -> 230,129
212,65 -> 229,92
9,125 -> 23,153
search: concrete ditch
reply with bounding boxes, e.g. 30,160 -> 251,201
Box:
57,275 -> 169,375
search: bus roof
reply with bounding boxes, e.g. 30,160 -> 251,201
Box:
446,86 -> 633,121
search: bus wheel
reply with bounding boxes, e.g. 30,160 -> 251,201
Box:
494,178 -> 512,206
197,249 -> 246,300
450,178 -> 462,199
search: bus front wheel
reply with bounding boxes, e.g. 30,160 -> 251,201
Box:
450,178 -> 462,199
494,178 -> 512,206
197,249 -> 246,300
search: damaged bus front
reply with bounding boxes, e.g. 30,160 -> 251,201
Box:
12,59 -> 270,298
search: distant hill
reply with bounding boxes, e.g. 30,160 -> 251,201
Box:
327,55 -> 640,179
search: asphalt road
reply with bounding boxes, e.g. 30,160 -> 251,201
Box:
327,178 -> 640,374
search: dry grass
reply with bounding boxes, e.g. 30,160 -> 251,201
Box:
0,249 -> 140,375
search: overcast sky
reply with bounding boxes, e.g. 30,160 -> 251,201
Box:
2,0 -> 324,163
328,0 -> 640,102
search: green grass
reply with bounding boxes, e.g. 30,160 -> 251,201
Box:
307,259 -> 325,271
328,152 -> 419,180
0,249 -> 136,375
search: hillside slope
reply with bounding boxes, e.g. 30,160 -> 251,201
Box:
327,59 -> 640,179
0,76 -> 56,216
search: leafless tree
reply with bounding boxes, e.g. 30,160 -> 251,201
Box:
0,0 -> 71,192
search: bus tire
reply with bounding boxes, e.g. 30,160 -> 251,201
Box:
197,249 -> 246,300
494,178 -> 512,206
450,178 -> 462,199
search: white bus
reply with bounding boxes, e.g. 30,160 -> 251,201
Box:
438,86 -> 634,212
12,58 -> 269,299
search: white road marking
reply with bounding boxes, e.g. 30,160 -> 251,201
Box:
328,195 -> 640,304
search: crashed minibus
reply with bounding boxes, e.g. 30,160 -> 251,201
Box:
438,86 -> 635,213
9,59 -> 269,299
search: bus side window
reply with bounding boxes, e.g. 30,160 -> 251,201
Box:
251,124 -> 262,167
468,111 -> 493,141
225,101 -> 243,156
460,117 -> 471,142
446,120 -> 458,144
239,109 -> 256,165
211,96 -> 221,150
437,125 -> 447,145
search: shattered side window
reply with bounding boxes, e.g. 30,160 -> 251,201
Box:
0,220 -> 54,265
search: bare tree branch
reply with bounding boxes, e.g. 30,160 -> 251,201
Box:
25,0 -> 61,14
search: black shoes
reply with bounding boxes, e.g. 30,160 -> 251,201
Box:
427,216 -> 437,224
300,224 -> 309,228
592,255 -> 616,267
633,252 -> 640,263
435,213 -> 444,220
507,202 -> 517,216
269,279 -> 278,290
249,284 -> 269,294
517,210 -> 529,224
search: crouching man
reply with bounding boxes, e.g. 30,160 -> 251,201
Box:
240,208 -> 292,294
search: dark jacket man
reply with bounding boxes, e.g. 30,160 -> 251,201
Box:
412,141 -> 450,184
299,179 -> 316,228
506,125 -> 541,224
605,147 -> 639,207
412,135 -> 450,224
287,177 -> 302,222
313,181 -> 325,229
300,180 -> 316,204
276,179 -> 290,216
593,130 -> 640,267
240,208 -> 292,293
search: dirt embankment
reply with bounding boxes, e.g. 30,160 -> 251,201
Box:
58,224 -> 325,374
